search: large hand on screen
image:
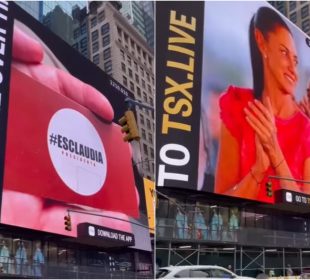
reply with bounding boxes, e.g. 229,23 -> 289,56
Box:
2,25 -> 140,234
12,25 -> 114,122
244,97 -> 281,168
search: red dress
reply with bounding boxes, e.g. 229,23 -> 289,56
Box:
219,86 -> 310,203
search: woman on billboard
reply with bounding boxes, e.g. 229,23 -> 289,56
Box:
215,6 -> 310,201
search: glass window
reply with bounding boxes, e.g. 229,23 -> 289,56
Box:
210,269 -> 233,278
129,69 -> 133,78
146,72 -> 150,82
148,133 -> 153,144
101,23 -> 110,36
98,10 -> 105,22
147,119 -> 151,129
134,61 -> 138,71
190,269 -> 211,278
102,35 -> 110,48
103,47 -> 111,60
80,37 -> 87,49
120,50 -> 125,60
175,269 -> 190,278
90,17 -> 97,28
140,114 -> 144,125
302,19 -> 310,32
143,92 -> 147,102
142,80 -> 146,89
149,97 -> 153,106
142,129 -> 146,139
147,84 -> 152,93
127,56 -> 132,66
117,26 -> 122,37
80,23 -> 87,35
140,67 -> 144,77
302,6 -> 309,19
91,30 -> 98,42
130,81 -> 134,91
290,12 -> 297,23
124,33 -> 129,43
123,76 -> 128,87
143,143 -> 148,153
104,60 -> 112,73
93,54 -> 100,65
135,74 -> 139,83
92,41 -> 99,53
150,148 -> 154,158
289,1 -> 296,11
137,87 -> 141,97
121,62 -> 126,72
73,28 -> 79,39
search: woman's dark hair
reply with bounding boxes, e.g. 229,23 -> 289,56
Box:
250,7 -> 291,99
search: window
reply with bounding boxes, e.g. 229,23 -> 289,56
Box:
137,87 -> 141,97
148,133 -> 153,144
290,12 -> 297,23
146,119 -> 151,129
101,23 -> 110,36
210,269 -> 233,278
140,67 -> 144,77
142,128 -> 146,139
80,37 -> 87,49
103,47 -> 111,60
124,33 -> 129,43
130,81 -> 134,91
117,26 -> 122,37
91,30 -> 98,42
128,69 -> 133,78
102,35 -> 110,47
302,6 -> 309,18
92,41 -> 99,53
127,56 -> 132,66
104,60 -> 112,74
98,10 -> 105,21
120,50 -> 125,60
90,17 -> 97,28
134,61 -> 138,71
190,269 -> 211,278
73,28 -> 79,39
80,23 -> 87,35
175,270 -> 190,278
143,144 -> 148,154
135,74 -> 139,83
147,84 -> 152,93
140,114 -> 145,125
92,54 -> 99,65
302,19 -> 310,32
130,39 -> 135,49
146,72 -> 150,82
142,80 -> 146,89
149,97 -> 153,106
123,76 -> 128,87
121,62 -> 126,72
143,92 -> 147,102
289,1 -> 296,11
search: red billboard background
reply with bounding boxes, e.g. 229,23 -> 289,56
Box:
0,2 -> 148,241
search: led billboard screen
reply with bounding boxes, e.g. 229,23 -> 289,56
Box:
157,1 -> 310,204
0,2 -> 150,246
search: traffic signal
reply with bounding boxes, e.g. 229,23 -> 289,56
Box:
118,110 -> 140,142
266,181 -> 273,197
64,214 -> 72,231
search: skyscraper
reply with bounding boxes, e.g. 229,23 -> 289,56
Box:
270,1 -> 310,36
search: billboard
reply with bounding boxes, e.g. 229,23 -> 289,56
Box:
0,1 -> 150,246
156,1 -> 310,204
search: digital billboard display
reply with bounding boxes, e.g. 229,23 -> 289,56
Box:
0,1 -> 149,245
157,1 -> 310,204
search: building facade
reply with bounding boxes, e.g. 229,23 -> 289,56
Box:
270,1 -> 310,36
87,1 -> 154,180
